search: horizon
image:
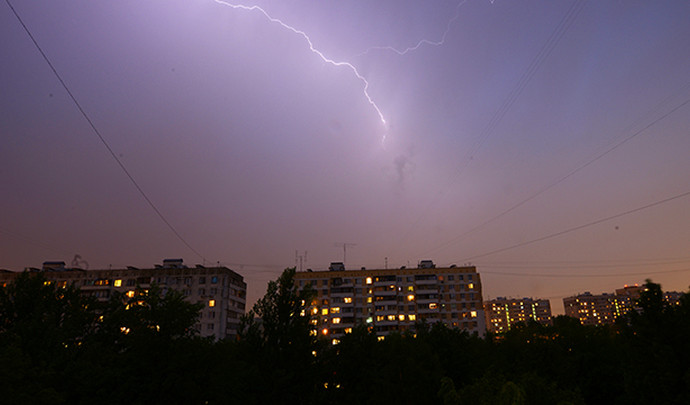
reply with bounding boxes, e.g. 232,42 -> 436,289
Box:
3,1 -> 690,318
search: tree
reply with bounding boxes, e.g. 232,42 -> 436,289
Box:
234,267 -> 317,404
0,272 -> 96,361
0,272 -> 98,404
622,280 -> 690,403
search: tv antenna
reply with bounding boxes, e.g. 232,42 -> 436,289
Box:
334,242 -> 356,264
295,250 -> 307,271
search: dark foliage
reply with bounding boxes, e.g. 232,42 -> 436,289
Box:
1,273 -> 688,404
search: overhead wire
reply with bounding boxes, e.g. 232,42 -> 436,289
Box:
5,0 -> 208,263
451,187 -> 690,263
418,87 -> 690,258
479,266 -> 690,279
392,0 -> 587,253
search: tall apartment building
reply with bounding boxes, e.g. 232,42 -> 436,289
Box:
293,260 -> 486,342
484,297 -> 552,333
563,292 -> 621,326
563,283 -> 685,326
0,259 -> 246,340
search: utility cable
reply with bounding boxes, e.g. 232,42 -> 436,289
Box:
453,188 -> 690,263
419,91 -> 690,258
392,0 -> 586,254
5,0 -> 208,262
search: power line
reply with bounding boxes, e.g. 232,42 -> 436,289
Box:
392,0 -> 586,253
5,0 -> 207,263
419,89 -> 690,258
479,257 -> 690,270
453,188 -> 690,262
480,266 -> 690,279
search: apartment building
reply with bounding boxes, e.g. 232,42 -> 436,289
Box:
484,297 -> 552,333
293,260 -> 486,342
0,259 -> 246,340
563,284 -> 653,326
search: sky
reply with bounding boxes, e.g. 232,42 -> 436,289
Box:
2,0 -> 690,314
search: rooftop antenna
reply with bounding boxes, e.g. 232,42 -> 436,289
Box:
295,250 -> 307,271
334,242 -> 356,264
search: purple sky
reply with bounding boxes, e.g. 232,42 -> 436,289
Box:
2,0 -> 690,314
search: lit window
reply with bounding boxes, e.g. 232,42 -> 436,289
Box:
126,290 -> 135,298
366,277 -> 372,285
310,330 -> 317,337
322,308 -> 329,315
332,338 -> 340,345
366,317 -> 373,323
312,307 -> 319,315
332,317 -> 341,324
376,315 -> 385,322
468,283 -> 474,289
331,307 -> 340,314
209,299 -> 216,307
344,327 -> 353,334
398,314 -> 405,321
409,314 -> 416,321
377,336 -> 385,341
343,297 -> 352,304
470,310 -> 477,318
367,297 -> 373,303
300,310 -> 306,316
322,328 -> 329,335
407,286 -> 414,292
429,303 -> 438,309
114,279 -> 122,287
387,315 -> 396,321
407,294 -> 415,301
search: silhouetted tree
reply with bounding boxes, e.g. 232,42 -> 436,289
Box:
234,267 -> 317,404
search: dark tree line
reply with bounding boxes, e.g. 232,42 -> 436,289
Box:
1,269 -> 689,404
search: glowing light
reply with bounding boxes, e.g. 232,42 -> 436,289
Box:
213,1 -> 386,125
360,1 -> 468,57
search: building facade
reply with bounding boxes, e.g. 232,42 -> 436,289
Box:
0,259 -> 246,340
562,283 -> 684,326
484,297 -> 552,333
293,261 -> 486,341
563,292 -> 622,326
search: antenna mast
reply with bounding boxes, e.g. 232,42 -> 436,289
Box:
334,242 -> 356,264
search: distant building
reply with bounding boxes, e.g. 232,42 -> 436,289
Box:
664,291 -> 684,307
563,283 -> 684,326
0,259 -> 246,340
484,297 -> 552,333
293,260 -> 486,342
563,292 -> 623,326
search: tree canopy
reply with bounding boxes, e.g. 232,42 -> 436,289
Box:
1,272 -> 688,404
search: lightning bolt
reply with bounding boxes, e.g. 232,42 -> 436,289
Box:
359,0 -> 468,57
212,0 -> 387,126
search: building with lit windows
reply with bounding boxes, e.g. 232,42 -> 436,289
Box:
563,292 -> 621,326
0,259 -> 246,340
293,260 -> 486,341
562,283 -> 681,326
484,297 -> 552,333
